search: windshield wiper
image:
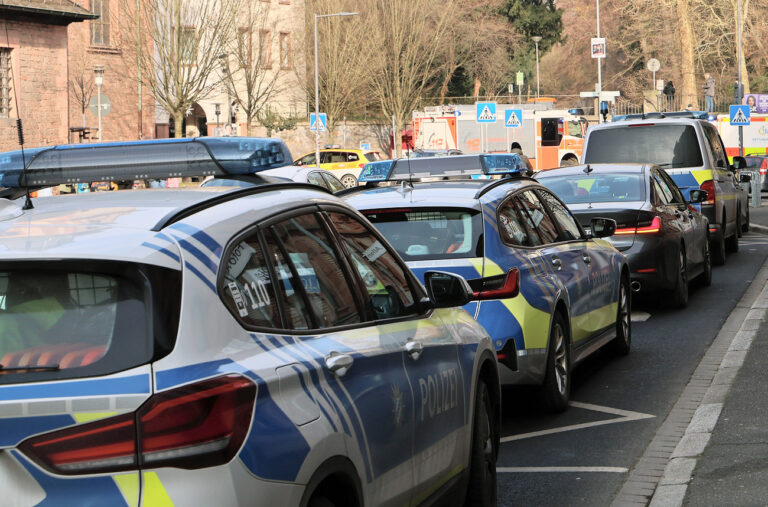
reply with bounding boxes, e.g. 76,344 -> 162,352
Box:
0,363 -> 60,373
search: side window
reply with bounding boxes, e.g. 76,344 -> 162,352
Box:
541,118 -> 563,147
262,230 -> 311,330
326,212 -> 418,321
319,152 -> 332,164
321,173 -> 345,192
270,213 -> 361,328
306,171 -> 326,188
329,151 -> 347,163
221,237 -> 281,329
658,170 -> 685,203
652,171 -> 675,204
537,190 -> 583,241
299,153 -> 316,165
517,190 -> 559,244
703,124 -> 728,169
498,198 -> 537,247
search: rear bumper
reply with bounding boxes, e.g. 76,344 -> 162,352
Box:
621,236 -> 676,292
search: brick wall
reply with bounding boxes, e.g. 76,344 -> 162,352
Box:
0,20 -> 69,152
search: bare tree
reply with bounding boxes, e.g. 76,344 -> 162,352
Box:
220,1 -> 291,136
118,0 -> 236,137
69,53 -> 95,129
364,0 -> 456,157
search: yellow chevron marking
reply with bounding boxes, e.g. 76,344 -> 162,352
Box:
142,471 -> 174,506
113,473 -> 139,507
570,303 -> 618,342
483,258 -> 505,277
691,170 -> 714,185
501,295 -> 551,350
73,412 -> 120,423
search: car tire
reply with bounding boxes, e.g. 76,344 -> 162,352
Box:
670,246 -> 689,308
308,496 -> 335,507
712,225 -> 727,266
699,239 -> 712,287
743,207 -> 750,233
340,174 -> 358,188
540,312 -> 570,413
736,206 -> 743,238
465,379 -> 497,507
608,276 -> 631,356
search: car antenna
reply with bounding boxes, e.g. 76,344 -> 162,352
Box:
4,22 -> 32,210
583,164 -> 593,174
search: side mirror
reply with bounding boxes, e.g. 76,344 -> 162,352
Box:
423,271 -> 472,308
732,156 -> 747,171
740,172 -> 752,183
590,217 -> 617,238
689,189 -> 708,203
716,159 -> 725,168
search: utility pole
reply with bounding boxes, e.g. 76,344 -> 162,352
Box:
737,0 -> 744,157
137,0 -> 142,139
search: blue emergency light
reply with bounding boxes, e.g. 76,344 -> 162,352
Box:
358,153 -> 527,183
0,137 -> 292,189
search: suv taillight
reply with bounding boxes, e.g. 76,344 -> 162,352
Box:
700,180 -> 716,205
19,374 -> 257,475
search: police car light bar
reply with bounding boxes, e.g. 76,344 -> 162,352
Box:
357,154 -> 527,183
0,137 -> 292,189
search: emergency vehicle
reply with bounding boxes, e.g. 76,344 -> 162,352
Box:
715,114 -> 768,159
412,104 -> 588,171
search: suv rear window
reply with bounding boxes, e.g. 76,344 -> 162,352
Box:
538,172 -> 646,204
0,262 -> 181,384
363,208 -> 482,260
584,124 -> 703,168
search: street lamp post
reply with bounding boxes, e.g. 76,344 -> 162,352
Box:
737,0 -> 744,157
218,54 -> 232,136
531,36 -> 542,99
214,103 -> 221,134
314,11 -> 358,167
94,65 -> 105,142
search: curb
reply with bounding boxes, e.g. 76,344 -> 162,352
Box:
749,223 -> 768,234
611,257 -> 768,507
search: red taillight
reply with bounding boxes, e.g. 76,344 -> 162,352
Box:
472,269 -> 519,300
358,162 -> 365,168
614,216 -> 661,235
19,374 -> 256,475
636,268 -> 657,273
700,179 -> 716,205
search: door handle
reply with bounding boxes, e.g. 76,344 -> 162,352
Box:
406,340 -> 424,361
551,256 -> 562,270
325,351 -> 354,377
582,253 -> 591,264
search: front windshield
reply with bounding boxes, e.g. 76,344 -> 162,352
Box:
584,124 -> 703,168
538,172 -> 646,204
363,208 -> 482,260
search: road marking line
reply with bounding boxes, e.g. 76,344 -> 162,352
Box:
631,311 -> 651,322
501,401 -> 654,443
497,466 -> 628,473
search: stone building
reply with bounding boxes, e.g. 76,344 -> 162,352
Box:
0,0 -> 95,151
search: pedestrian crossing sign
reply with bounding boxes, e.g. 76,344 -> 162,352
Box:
476,102 -> 497,123
504,109 -> 523,128
730,105 -> 750,126
310,112 -> 327,131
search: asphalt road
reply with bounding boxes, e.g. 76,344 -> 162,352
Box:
495,231 -> 768,506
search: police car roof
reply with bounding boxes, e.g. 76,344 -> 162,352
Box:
535,163 -> 652,178
0,185 -> 333,261
342,179 -> 536,210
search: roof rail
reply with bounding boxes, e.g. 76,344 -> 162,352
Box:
612,111 -> 711,122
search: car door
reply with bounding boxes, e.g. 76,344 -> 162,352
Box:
535,189 -> 617,344
702,123 -> 737,231
658,168 -> 704,268
323,209 -> 467,502
652,169 -> 698,268
256,210 -> 416,506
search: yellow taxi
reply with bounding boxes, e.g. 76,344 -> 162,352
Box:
293,148 -> 383,187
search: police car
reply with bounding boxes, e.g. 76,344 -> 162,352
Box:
0,138 -> 500,506
342,155 -> 631,412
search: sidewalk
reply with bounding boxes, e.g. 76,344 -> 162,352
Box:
644,199 -> 768,506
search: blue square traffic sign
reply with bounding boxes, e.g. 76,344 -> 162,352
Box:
729,105 -> 750,126
504,109 -> 523,128
310,113 -> 327,131
476,102 -> 497,123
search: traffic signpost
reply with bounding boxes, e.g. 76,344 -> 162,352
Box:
504,108 -> 523,152
309,112 -> 327,132
731,104 -> 751,157
476,102 -> 496,152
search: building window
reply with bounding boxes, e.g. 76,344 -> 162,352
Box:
179,27 -> 196,65
279,0 -> 290,4
259,30 -> 272,69
279,32 -> 290,69
0,48 -> 10,118
90,0 -> 110,46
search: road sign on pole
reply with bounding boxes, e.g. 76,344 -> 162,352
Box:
476,102 -> 497,123
309,112 -> 327,131
730,105 -> 750,125
504,109 -> 523,128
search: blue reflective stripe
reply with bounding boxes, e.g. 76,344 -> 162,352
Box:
0,375 -> 150,401
12,451 -> 130,506
168,223 -> 223,258
184,261 -> 217,293
141,241 -> 180,263
175,237 -> 219,274
0,415 -> 75,447
153,231 -> 175,244
291,364 -> 338,433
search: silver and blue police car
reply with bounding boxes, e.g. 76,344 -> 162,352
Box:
0,138 -> 500,506
342,155 -> 631,412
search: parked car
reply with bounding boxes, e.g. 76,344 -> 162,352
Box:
745,155 -> 768,192
536,163 -> 711,307
344,154 -> 630,412
583,112 -> 748,264
410,148 -> 464,157
201,165 -> 345,193
0,138 -> 500,506
293,148 -> 383,188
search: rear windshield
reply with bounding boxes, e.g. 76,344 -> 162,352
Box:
584,124 -> 704,168
538,173 -> 646,204
363,208 -> 482,260
746,157 -> 765,169
0,262 -> 181,384
364,152 -> 382,162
